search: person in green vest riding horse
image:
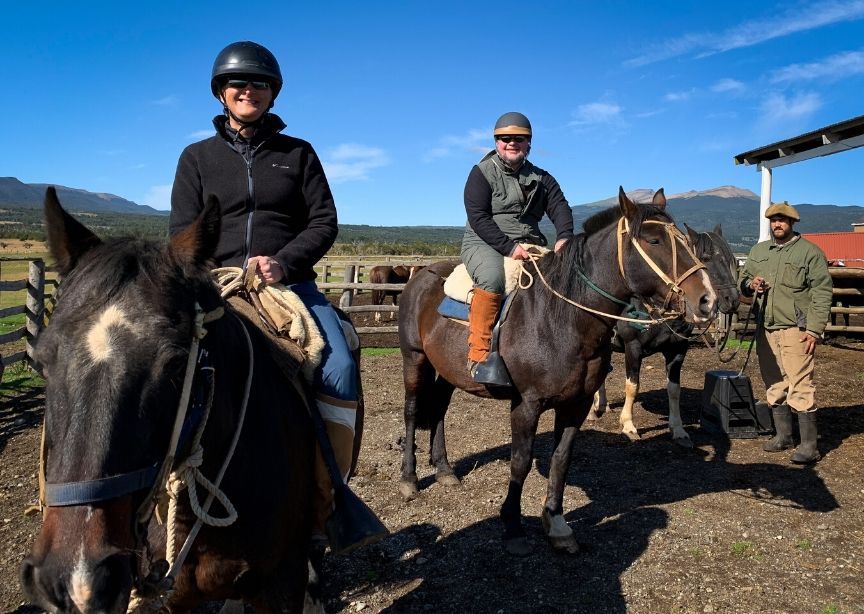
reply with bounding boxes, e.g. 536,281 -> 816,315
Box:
461,112 -> 574,385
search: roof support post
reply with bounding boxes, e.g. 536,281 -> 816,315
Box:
759,164 -> 772,242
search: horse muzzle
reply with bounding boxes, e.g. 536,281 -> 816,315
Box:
21,550 -> 134,614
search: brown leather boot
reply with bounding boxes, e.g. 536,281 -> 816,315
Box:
467,288 -> 503,375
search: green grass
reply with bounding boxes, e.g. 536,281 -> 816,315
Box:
362,347 -> 401,357
823,606 -> 839,614
797,538 -> 813,551
1,361 -> 44,391
722,338 -> 754,350
730,541 -> 755,558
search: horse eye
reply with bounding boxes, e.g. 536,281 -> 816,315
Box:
647,238 -> 660,245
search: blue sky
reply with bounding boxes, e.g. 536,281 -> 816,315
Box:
6,1 -> 864,225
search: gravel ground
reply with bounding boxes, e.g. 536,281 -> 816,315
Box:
3,337 -> 864,613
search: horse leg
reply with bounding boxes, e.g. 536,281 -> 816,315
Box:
399,353 -> 434,500
428,376 -> 459,486
542,406 -> 581,554
664,345 -> 692,448
620,343 -> 642,441
500,398 -> 540,556
587,381 -> 608,421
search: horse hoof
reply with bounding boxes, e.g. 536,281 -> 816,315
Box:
586,410 -> 599,422
398,480 -> 418,501
549,534 -> 580,554
435,472 -> 461,487
624,430 -> 641,442
673,436 -> 694,449
504,536 -> 531,557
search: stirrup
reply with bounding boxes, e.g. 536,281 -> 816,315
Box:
469,351 -> 512,387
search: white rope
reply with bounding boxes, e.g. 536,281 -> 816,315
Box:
518,254 -> 678,325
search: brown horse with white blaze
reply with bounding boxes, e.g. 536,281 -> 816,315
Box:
21,188 -> 320,612
397,188 -> 717,555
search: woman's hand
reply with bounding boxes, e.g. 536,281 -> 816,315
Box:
248,256 -> 285,284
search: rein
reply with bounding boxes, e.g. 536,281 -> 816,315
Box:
518,216 -> 705,325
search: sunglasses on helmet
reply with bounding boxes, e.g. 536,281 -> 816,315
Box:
225,79 -> 271,91
496,136 -> 528,144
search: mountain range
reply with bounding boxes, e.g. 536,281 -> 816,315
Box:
1,178 -> 863,250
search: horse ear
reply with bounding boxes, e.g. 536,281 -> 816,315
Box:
684,223 -> 699,244
44,186 -> 102,276
713,223 -> 723,237
618,186 -> 637,219
169,196 -> 221,266
652,188 -> 666,209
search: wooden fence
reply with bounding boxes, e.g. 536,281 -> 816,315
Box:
1,257 -> 861,369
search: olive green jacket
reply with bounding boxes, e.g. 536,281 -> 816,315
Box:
739,234 -> 833,335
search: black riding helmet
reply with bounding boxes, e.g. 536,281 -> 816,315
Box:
493,112 -> 532,137
211,41 -> 283,103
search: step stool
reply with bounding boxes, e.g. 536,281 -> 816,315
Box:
700,370 -> 772,438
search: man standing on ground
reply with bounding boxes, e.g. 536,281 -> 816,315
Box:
739,202 -> 833,464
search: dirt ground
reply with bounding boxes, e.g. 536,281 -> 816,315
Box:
2,329 -> 864,613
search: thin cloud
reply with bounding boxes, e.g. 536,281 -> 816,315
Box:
625,0 -> 864,67
139,184 -> 172,211
323,143 -> 389,183
152,95 -> 180,107
187,129 -> 215,140
664,89 -> 697,102
424,128 -> 489,162
770,49 -> 864,82
569,102 -> 622,127
711,78 -> 745,93
759,91 -> 822,124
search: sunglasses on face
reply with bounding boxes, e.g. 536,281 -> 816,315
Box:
497,136 -> 528,144
225,79 -> 271,91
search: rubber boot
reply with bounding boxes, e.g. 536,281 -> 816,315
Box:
791,411 -> 821,464
763,404 -> 795,452
467,288 -> 510,386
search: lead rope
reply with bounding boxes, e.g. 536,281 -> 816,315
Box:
128,306 -> 252,612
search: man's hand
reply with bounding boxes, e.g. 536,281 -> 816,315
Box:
554,238 -> 569,253
749,276 -> 770,294
800,333 -> 818,355
248,255 -> 285,284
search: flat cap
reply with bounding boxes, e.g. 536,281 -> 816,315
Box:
765,201 -> 800,222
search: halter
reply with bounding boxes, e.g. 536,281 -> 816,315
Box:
519,216 -> 707,325
617,218 -> 706,317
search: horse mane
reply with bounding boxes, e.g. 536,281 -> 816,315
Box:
536,202 -> 672,327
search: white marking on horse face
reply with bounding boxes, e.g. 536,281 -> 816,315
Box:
86,304 -> 136,362
69,545 -> 93,613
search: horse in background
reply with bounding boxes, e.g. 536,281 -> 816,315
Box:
370,265 -> 420,321
588,224 -> 740,447
398,188 -> 717,555
21,188 -> 320,612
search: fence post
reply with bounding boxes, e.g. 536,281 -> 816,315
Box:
340,265 -> 356,309
26,259 -> 46,369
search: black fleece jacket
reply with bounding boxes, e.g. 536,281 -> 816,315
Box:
169,113 -> 337,283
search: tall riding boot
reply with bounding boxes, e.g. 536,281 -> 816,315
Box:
763,404 -> 795,452
791,411 -> 821,464
467,288 -> 509,386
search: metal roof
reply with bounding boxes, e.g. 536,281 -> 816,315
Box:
734,114 -> 864,169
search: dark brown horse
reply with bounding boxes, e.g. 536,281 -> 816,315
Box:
398,188 -> 717,555
588,224 -> 741,447
20,188 -> 326,612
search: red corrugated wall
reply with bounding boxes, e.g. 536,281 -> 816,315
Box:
801,232 -> 864,267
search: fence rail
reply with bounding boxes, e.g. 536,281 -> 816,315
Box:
2,257 -> 862,369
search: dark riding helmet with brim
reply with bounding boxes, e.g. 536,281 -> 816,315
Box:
211,41 -> 283,101
493,112 -> 532,137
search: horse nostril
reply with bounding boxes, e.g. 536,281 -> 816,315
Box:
699,293 -> 716,316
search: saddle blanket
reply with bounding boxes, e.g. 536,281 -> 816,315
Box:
442,244 -> 550,304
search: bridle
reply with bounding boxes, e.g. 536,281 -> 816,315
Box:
36,300 -> 255,604
520,215 -> 707,324
617,217 -> 707,317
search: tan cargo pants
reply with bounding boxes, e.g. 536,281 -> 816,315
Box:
755,326 -> 816,413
